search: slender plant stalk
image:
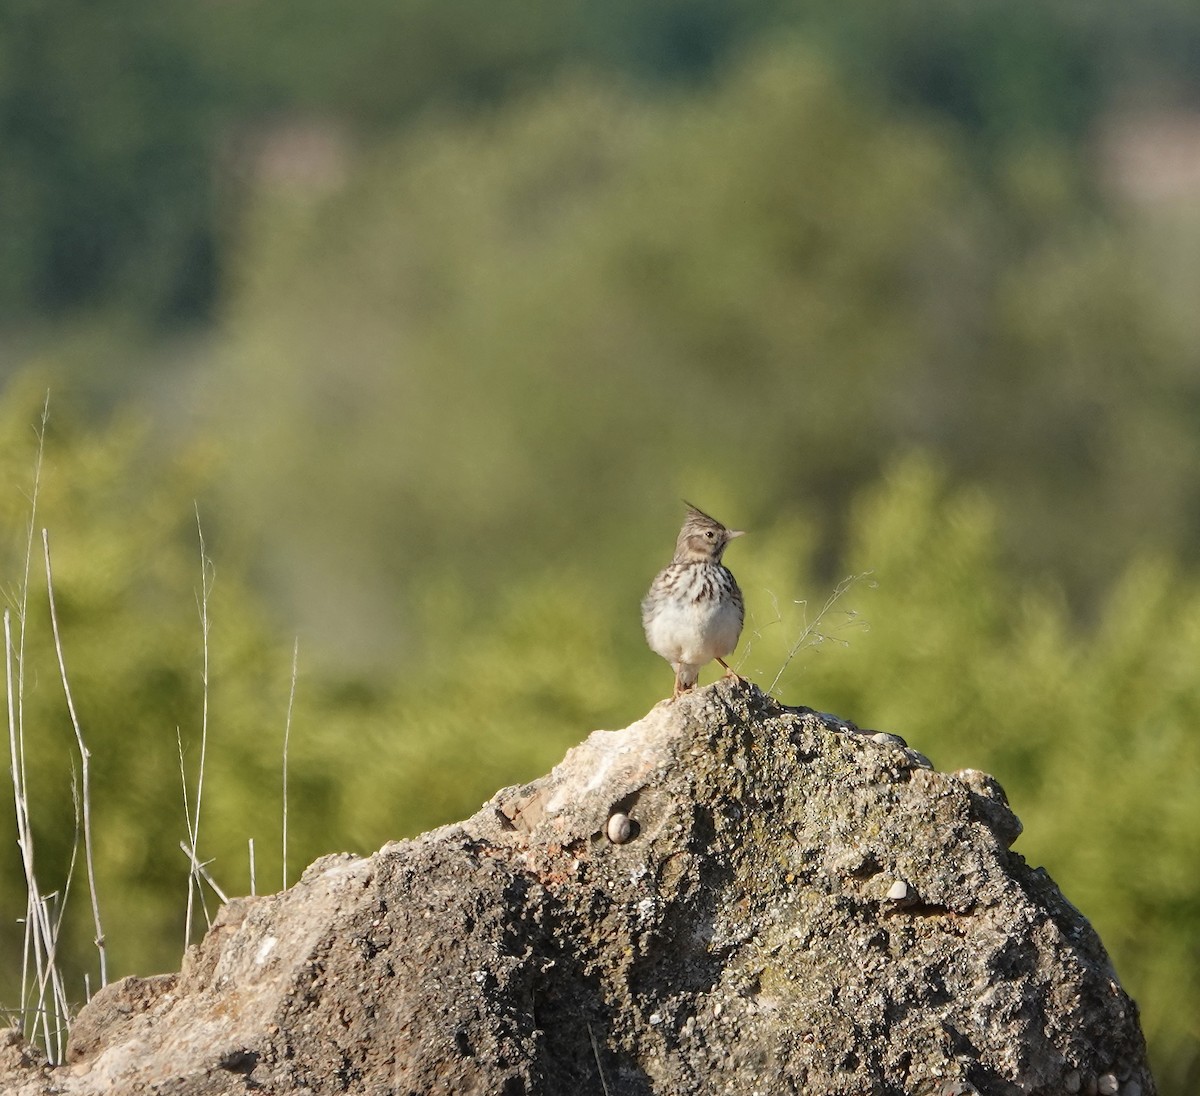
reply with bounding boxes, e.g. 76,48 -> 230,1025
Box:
58,773 -> 84,963
248,838 -> 256,897
42,530 -> 108,988
13,398 -> 49,1028
35,771 -> 86,1058
760,571 -> 874,695
5,611 -> 47,1048
8,616 -> 70,1057
183,507 -> 214,949
177,730 -> 211,934
586,1021 -> 612,1096
6,396 -> 75,1059
179,841 -> 229,904
282,638 -> 299,891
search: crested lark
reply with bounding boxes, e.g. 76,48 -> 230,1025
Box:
642,502 -> 745,698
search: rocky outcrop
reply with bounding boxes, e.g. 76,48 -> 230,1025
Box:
1,680 -> 1154,1095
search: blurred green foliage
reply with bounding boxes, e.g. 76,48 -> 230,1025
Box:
1,2 -> 1200,1092
3,0 -> 1199,322
210,49 -> 1200,653
2,399 -> 1198,1088
0,0 -> 221,321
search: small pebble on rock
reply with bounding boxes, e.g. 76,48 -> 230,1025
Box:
1098,1074 -> 1118,1096
886,880 -> 909,901
1064,1069 -> 1081,1093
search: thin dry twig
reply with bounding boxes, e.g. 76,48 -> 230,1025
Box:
183,506 -> 215,949
586,1020 -> 612,1096
179,841 -> 230,905
282,638 -> 299,891
6,396 -> 76,1060
43,529 -> 108,988
746,571 -> 875,695
12,398 -> 50,1028
4,611 -> 56,1051
177,729 -> 212,936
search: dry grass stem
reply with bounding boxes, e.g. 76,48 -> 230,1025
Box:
179,841 -> 230,905
586,1021 -> 612,1096
43,529 -> 108,988
744,571 -> 874,695
4,397 -> 76,1060
182,507 -> 215,950
5,611 -> 59,1053
282,638 -> 299,891
177,730 -> 212,934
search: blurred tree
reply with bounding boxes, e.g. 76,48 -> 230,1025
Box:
205,45 -> 1200,665
793,0 -> 1105,145
0,0 -> 222,322
3,0 -> 1199,326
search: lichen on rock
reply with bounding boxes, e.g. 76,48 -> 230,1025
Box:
0,680 -> 1155,1095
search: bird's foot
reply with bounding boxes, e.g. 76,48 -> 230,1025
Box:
671,669 -> 700,700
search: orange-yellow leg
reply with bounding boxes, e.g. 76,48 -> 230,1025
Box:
716,657 -> 746,684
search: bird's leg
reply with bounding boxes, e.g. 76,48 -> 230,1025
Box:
716,657 -> 747,685
672,664 -> 699,699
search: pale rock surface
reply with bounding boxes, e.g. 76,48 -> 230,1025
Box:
0,680 -> 1155,1095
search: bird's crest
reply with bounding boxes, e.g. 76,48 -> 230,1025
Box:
681,500 -> 724,529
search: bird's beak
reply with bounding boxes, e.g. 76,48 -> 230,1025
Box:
728,529 -> 746,539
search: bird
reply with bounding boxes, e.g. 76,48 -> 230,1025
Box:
642,502 -> 745,698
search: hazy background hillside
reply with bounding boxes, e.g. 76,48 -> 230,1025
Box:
2,1 -> 1199,1087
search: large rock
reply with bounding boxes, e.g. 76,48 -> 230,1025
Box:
1,681 -> 1154,1095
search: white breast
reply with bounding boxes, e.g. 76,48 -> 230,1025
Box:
643,569 -> 742,667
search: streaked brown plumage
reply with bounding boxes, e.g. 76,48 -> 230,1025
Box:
642,502 -> 745,698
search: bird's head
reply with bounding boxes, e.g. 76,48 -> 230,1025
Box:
673,502 -> 744,564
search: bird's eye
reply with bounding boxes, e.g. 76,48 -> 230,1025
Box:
705,530 -> 714,539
